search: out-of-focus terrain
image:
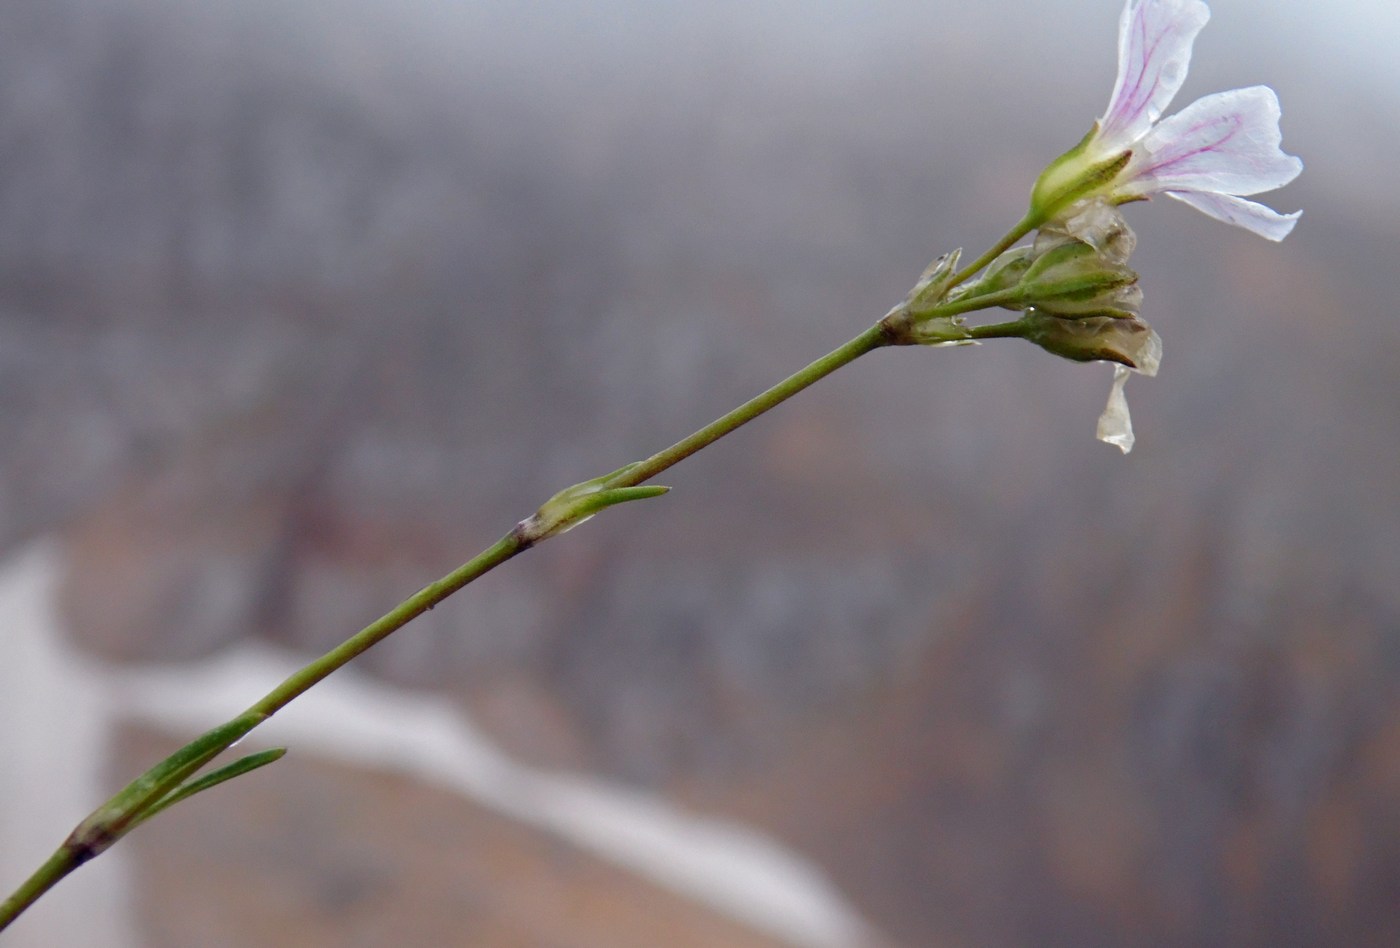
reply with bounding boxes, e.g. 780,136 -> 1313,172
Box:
3,1 -> 1398,944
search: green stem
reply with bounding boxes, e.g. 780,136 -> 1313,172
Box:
946,213 -> 1037,289
968,318 -> 1033,340
248,532 -> 525,717
0,543 -> 527,936
607,321 -> 894,487
0,851 -> 80,932
926,287 -> 1024,320
247,320 -> 898,722
0,318 -> 898,934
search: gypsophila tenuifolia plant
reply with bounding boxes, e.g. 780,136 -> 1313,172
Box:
0,0 -> 1300,931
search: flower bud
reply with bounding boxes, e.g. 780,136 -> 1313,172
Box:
904,249 -> 962,316
1022,310 -> 1161,375
1017,239 -> 1142,320
974,245 -> 1037,303
1022,310 -> 1162,454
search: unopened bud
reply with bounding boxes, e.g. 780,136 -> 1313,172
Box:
1018,240 -> 1141,319
904,249 -> 963,316
1023,311 -> 1162,454
1022,310 -> 1161,375
975,245 -> 1037,303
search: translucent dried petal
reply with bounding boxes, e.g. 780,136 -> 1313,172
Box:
1126,322 -> 1162,376
1038,199 -> 1138,265
1096,364 -> 1137,453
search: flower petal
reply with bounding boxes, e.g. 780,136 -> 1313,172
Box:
1128,86 -> 1304,197
1099,0 -> 1211,152
1163,190 -> 1302,241
1096,364 -> 1137,453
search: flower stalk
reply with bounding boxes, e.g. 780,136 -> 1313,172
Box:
0,316 -> 904,933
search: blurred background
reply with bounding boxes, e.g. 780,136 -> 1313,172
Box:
2,0 -> 1397,944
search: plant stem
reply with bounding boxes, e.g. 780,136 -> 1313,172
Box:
609,321 -> 895,487
247,319 -> 894,719
0,316 -> 898,934
968,318 -> 1033,340
946,214 -> 1037,289
249,532 -> 526,717
0,851 -> 79,933
927,287 -> 1024,320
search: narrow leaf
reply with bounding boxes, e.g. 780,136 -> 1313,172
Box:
132,748 -> 288,827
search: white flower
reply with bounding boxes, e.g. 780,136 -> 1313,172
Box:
1032,0 -> 1303,240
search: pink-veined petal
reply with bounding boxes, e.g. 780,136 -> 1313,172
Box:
1164,190 -> 1302,240
1127,86 -> 1303,196
1098,0 -> 1211,152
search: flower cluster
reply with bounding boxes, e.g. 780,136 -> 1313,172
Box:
902,0 -> 1301,452
1032,0 -> 1302,451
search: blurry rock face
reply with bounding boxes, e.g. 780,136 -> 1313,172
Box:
5,0 -> 1400,944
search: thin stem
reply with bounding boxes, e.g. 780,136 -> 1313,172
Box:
968,318 -> 1033,340
0,317 -> 898,934
248,532 -> 525,717
0,532 -> 529,935
252,321 -> 897,714
926,287 -> 1024,320
607,321 -> 894,487
0,852 -> 79,932
946,213 -> 1037,289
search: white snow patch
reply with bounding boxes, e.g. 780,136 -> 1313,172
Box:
110,643 -> 876,948
2,539 -> 875,948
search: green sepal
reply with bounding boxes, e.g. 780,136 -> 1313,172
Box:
130,748 -> 288,830
523,469 -> 670,542
1028,126 -> 1133,228
67,712 -> 267,859
904,249 -> 963,316
576,484 -> 671,516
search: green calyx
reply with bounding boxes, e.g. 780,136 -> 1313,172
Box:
904,249 -> 964,317
1028,125 -> 1133,229
1021,310 -> 1162,374
1016,240 -> 1141,319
